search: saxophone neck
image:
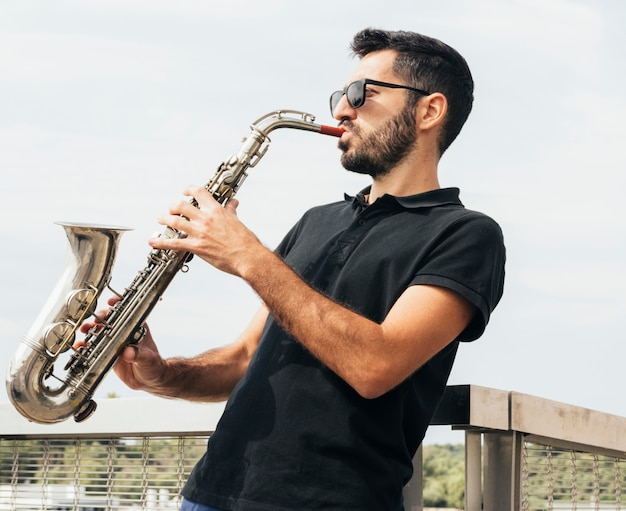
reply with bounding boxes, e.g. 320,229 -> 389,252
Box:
251,110 -> 344,138
206,110 -> 343,204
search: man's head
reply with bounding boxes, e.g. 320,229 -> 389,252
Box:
337,28 -> 474,159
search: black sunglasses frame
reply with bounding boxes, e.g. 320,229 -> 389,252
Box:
330,78 -> 430,116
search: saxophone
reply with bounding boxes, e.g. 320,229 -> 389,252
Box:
7,110 -> 344,424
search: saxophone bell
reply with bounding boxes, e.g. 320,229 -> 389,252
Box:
7,222 -> 130,423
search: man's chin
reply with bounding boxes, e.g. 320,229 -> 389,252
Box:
341,153 -> 391,179
340,155 -> 373,176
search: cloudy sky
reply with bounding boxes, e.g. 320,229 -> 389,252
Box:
1,0 -> 625,443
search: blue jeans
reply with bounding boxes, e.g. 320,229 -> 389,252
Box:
180,497 -> 225,511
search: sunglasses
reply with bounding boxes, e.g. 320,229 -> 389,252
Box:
330,78 -> 430,116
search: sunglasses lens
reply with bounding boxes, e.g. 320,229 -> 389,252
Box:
330,80 -> 366,115
330,91 -> 344,115
346,81 -> 365,109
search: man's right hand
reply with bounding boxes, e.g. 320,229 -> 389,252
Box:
78,296 -> 166,395
113,324 -> 167,394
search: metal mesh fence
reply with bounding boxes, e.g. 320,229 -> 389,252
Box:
4,435 -> 626,510
522,442 -> 625,511
0,436 -> 209,511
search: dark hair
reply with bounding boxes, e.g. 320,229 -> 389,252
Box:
350,28 -> 474,155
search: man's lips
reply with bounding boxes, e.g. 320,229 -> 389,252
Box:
339,120 -> 357,134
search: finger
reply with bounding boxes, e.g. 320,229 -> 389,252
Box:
167,198 -> 198,219
93,309 -> 109,322
78,312 -> 106,334
155,214 -> 194,240
106,295 -> 122,306
184,185 -> 221,210
224,198 -> 240,212
183,184 -> 209,199
149,228 -> 183,250
79,323 -> 94,334
120,345 -> 139,363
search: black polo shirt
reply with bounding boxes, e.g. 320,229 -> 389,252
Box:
182,187 -> 506,511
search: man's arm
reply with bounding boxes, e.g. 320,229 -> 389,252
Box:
113,304 -> 269,401
149,187 -> 476,399
236,249 -> 475,398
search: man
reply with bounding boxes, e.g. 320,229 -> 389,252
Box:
112,28 -> 505,510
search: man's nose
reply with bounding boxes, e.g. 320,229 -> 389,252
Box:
332,93 -> 356,121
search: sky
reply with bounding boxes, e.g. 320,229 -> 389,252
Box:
1,0 -> 625,445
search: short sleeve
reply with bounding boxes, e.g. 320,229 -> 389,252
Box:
411,212 -> 506,342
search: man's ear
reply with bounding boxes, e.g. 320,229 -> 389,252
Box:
417,93 -> 447,131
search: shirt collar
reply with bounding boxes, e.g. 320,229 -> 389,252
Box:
345,186 -> 463,210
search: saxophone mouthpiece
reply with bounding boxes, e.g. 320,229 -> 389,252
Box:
319,125 -> 345,138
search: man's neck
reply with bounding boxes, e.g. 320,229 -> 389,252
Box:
367,160 -> 440,204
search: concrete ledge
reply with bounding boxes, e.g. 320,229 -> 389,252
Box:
510,392 -> 626,456
3,385 -> 626,456
431,384 -> 509,431
0,398 -> 225,438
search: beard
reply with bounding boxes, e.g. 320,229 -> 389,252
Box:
339,107 -> 417,179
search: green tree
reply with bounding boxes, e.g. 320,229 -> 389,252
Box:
422,443 -> 465,509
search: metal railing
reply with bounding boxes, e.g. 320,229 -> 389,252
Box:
1,385 -> 625,511
426,386 -> 626,511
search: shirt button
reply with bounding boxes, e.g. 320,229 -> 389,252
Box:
358,219 -> 366,225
